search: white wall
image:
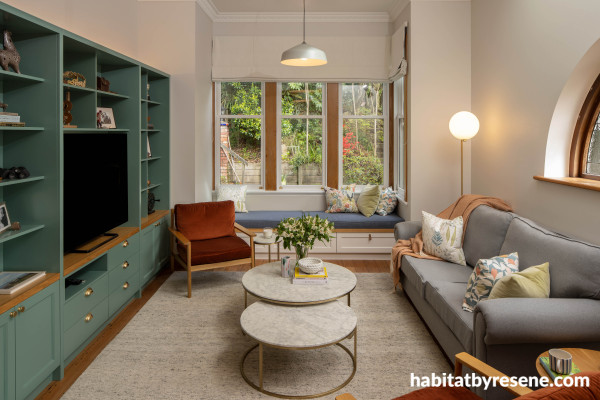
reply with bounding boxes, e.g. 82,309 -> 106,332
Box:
471,0 -> 600,244
405,0 -> 471,220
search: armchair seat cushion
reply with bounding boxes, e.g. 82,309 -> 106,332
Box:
178,236 -> 251,265
175,201 -> 236,241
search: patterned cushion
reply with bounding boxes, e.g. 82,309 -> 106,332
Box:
324,184 -> 358,213
422,211 -> 466,265
216,184 -> 248,213
375,187 -> 398,216
462,252 -> 519,312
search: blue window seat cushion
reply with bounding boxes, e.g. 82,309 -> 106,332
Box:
235,211 -> 404,230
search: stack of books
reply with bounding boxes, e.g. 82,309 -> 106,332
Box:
0,111 -> 25,127
293,266 -> 328,285
0,271 -> 46,294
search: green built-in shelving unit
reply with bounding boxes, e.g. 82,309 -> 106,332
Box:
0,2 -> 170,399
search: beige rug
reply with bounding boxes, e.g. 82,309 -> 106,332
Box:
63,271 -> 450,399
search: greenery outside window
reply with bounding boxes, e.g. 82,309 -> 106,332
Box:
216,82 -> 264,186
340,83 -> 387,186
279,82 -> 325,188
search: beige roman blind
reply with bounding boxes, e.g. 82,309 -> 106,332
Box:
212,35 -> 391,82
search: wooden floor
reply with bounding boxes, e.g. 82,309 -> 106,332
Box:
36,259 -> 389,400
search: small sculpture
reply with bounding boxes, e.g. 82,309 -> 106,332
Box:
0,102 -> 7,111
63,91 -> 76,127
0,31 -> 20,73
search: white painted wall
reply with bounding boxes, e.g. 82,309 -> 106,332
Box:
471,0 -> 600,244
404,0 -> 471,220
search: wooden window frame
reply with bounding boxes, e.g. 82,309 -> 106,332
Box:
570,72 -> 600,181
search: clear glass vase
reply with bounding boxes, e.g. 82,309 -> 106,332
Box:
294,245 -> 309,265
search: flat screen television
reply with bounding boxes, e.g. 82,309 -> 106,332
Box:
64,134 -> 128,253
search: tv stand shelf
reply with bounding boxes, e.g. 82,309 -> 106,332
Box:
63,227 -> 139,277
0,273 -> 59,315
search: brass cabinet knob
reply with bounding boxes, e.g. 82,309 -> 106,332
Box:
17,306 -> 25,313
85,313 -> 93,322
84,287 -> 94,297
123,281 -> 129,289
154,221 -> 161,227
9,311 -> 17,318
122,261 -> 129,269
123,240 -> 129,247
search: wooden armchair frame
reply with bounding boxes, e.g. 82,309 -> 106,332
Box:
336,352 -> 533,400
169,209 -> 255,298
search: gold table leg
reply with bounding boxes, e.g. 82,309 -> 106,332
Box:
268,245 -> 272,262
259,343 -> 264,390
348,293 -> 351,307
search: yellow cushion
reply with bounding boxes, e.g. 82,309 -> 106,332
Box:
357,185 -> 380,217
489,262 -> 550,299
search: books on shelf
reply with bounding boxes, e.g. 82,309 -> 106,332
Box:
0,115 -> 20,122
0,271 -> 46,295
292,266 -> 328,285
0,121 -> 25,127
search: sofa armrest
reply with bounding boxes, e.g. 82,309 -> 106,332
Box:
474,298 -> 600,347
394,220 -> 422,241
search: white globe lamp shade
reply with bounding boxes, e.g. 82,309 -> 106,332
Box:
449,111 -> 480,140
281,42 -> 327,67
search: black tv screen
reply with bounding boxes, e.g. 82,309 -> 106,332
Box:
64,134 -> 128,253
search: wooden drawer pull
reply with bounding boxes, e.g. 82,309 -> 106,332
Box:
122,261 -> 129,269
17,306 -> 25,313
85,288 -> 94,297
85,313 -> 93,322
9,311 -> 17,318
369,234 -> 372,241
122,240 -> 129,247
123,281 -> 130,290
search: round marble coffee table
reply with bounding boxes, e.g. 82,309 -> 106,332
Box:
240,300 -> 357,399
242,261 -> 357,308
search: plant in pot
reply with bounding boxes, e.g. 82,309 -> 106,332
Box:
275,213 -> 334,265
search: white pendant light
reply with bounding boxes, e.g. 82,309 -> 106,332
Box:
281,0 -> 327,67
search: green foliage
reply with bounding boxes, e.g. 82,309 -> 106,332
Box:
275,213 -> 334,251
343,151 -> 384,185
221,82 -> 262,141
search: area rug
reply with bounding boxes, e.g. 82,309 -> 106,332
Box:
63,272 -> 450,399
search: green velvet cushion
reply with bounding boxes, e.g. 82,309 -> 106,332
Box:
489,262 -> 550,299
357,185 -> 380,217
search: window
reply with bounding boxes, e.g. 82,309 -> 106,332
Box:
340,83 -> 386,186
216,82 -> 263,186
394,77 -> 406,201
279,82 -> 325,187
571,73 -> 600,180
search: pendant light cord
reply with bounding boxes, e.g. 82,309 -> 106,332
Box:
303,0 -> 306,43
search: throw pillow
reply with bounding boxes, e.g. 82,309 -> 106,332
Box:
324,184 -> 358,213
375,187 -> 398,216
216,184 -> 248,213
462,252 -> 519,312
489,262 -> 550,299
421,211 -> 466,265
357,185 -> 380,217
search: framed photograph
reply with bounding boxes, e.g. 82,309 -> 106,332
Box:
96,107 -> 116,129
0,202 -> 11,234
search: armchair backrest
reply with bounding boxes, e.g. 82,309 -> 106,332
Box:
174,201 -> 236,241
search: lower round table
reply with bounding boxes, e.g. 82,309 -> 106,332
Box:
536,348 -> 600,379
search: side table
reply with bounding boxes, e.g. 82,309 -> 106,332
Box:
253,233 -> 282,263
536,348 -> 600,379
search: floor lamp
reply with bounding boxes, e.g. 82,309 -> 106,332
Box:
449,111 -> 479,196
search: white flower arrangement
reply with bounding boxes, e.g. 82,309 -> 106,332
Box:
275,214 -> 334,257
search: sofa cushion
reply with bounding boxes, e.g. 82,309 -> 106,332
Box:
235,211 -> 403,229
500,217 -> 600,299
425,280 -> 473,352
462,205 -> 514,267
175,201 -> 235,241
422,211 -> 466,266
178,236 -> 251,265
400,256 -> 473,298
489,262 -> 550,300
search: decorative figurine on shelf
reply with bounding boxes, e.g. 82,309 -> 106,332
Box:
147,116 -> 154,130
10,221 -> 20,231
146,83 -> 151,100
97,76 -> 110,92
0,166 -> 30,180
0,30 -> 21,73
148,192 -> 160,215
0,102 -> 7,111
63,90 -> 77,128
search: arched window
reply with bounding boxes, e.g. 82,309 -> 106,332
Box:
571,73 -> 600,180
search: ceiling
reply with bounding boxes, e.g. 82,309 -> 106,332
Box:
210,0 -> 405,14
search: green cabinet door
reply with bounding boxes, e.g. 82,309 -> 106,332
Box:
154,216 -> 170,273
141,224 -> 155,285
15,281 -> 60,400
0,309 -> 15,400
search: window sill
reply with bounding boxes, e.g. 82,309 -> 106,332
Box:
533,176 -> 600,192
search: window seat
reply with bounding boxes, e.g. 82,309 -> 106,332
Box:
235,211 -> 404,230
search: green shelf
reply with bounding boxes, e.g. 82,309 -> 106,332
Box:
64,270 -> 106,300
62,83 -> 95,93
97,90 -> 129,99
141,157 -> 161,162
63,128 -> 130,133
0,224 -> 44,245
0,176 -> 44,187
141,99 -> 161,105
0,69 -> 45,83
63,84 -> 129,99
141,183 -> 161,192
0,127 -> 45,132
141,129 -> 160,133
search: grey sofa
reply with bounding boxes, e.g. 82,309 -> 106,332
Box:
394,205 -> 600,399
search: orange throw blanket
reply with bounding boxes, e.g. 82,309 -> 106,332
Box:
391,194 -> 513,288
